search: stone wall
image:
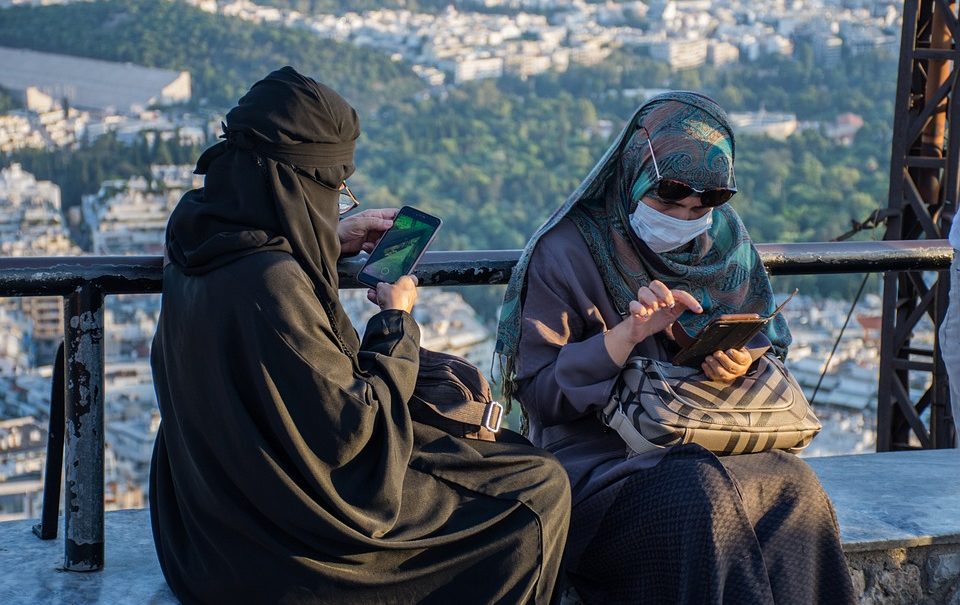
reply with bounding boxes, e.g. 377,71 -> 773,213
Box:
560,545 -> 960,605
847,545 -> 960,605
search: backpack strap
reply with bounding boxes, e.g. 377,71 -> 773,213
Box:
411,396 -> 504,433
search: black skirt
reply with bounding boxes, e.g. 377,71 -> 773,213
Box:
565,444 -> 855,605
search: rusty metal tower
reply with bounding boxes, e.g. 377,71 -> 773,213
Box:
881,0 -> 957,450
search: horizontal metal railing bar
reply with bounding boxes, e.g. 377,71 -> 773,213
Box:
892,359 -> 935,372
751,240 -> 952,276
905,156 -> 948,168
0,241 -> 953,295
901,347 -> 935,357
912,48 -> 960,60
1,239 -> 951,572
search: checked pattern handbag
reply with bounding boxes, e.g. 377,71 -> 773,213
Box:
600,355 -> 821,455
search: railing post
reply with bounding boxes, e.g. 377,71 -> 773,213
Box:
62,283 -> 105,571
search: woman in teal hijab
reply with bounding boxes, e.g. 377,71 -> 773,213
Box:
496,92 -> 854,604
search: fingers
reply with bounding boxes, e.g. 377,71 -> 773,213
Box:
359,208 -> 400,220
630,282 -> 702,329
725,347 -> 752,366
375,281 -> 389,302
366,288 -> 377,304
637,281 -> 671,310
648,281 -> 674,308
664,322 -> 676,341
629,299 -> 651,320
396,274 -> 418,288
671,290 -> 703,313
352,214 -> 393,232
702,349 -> 751,383
702,356 -> 737,382
636,287 -> 660,310
635,281 -> 703,314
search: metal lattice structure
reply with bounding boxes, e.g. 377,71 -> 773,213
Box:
881,0 -> 958,450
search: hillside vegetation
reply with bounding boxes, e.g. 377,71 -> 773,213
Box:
0,1 -> 899,311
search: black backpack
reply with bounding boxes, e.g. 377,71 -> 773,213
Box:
410,348 -> 505,441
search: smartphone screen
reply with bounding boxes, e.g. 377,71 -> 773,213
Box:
357,206 -> 442,287
673,318 -> 769,367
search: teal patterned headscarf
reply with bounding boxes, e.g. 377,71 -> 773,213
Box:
495,91 -> 791,402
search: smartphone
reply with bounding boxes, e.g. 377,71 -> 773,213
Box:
356,206 -> 442,288
672,289 -> 797,367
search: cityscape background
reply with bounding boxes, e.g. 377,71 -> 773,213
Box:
0,0 -> 930,521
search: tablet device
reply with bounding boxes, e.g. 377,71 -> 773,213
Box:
672,289 -> 797,367
357,206 -> 442,288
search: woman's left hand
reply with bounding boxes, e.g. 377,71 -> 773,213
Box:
337,208 -> 399,256
702,348 -> 752,383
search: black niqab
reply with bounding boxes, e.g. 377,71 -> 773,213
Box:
166,66 -> 358,353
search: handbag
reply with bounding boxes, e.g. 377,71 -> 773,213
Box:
600,354 -> 820,455
410,348 -> 505,441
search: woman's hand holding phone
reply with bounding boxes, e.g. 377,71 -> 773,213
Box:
367,275 -> 418,314
702,348 -> 752,383
356,206 -> 442,289
337,208 -> 399,257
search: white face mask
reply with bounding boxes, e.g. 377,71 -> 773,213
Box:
629,200 -> 713,253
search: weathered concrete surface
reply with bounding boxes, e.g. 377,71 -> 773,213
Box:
809,450 -> 960,604
806,449 -> 960,553
0,509 -> 175,605
0,451 -> 958,604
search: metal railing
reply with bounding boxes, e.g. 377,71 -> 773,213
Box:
0,239 -> 953,572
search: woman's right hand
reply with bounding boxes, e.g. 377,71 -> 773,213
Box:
604,280 -> 703,366
368,275 -> 418,314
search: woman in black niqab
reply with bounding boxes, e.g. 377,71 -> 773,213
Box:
150,67 -> 570,605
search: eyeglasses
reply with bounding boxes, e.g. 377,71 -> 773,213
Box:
640,127 -> 737,208
338,181 -> 360,215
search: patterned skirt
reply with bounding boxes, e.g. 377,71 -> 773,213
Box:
565,444 -> 855,605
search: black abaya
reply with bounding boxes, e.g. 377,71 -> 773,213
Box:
149,67 -> 570,605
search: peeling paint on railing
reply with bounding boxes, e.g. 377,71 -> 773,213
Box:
63,285 -> 105,571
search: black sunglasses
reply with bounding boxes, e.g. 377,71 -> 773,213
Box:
640,127 -> 737,208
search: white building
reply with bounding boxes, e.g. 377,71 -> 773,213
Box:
107,409 -> 159,491
0,307 -> 31,375
814,34 -> 844,66
0,164 -> 79,365
82,166 -> 198,256
0,416 -> 46,522
649,38 -> 708,70
341,288 -> 494,371
452,56 -> 505,83
708,40 -> 740,66
0,113 -> 45,153
728,111 -> 799,140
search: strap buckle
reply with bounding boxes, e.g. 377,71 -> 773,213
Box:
482,401 -> 504,433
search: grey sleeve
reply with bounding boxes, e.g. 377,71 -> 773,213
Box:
517,246 -> 623,424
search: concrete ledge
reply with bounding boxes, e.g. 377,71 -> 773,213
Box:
0,451 -> 958,605
807,450 -> 960,604
0,509 -> 175,605
806,450 -> 960,553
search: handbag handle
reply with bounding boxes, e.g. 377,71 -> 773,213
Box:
604,406 -> 663,454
